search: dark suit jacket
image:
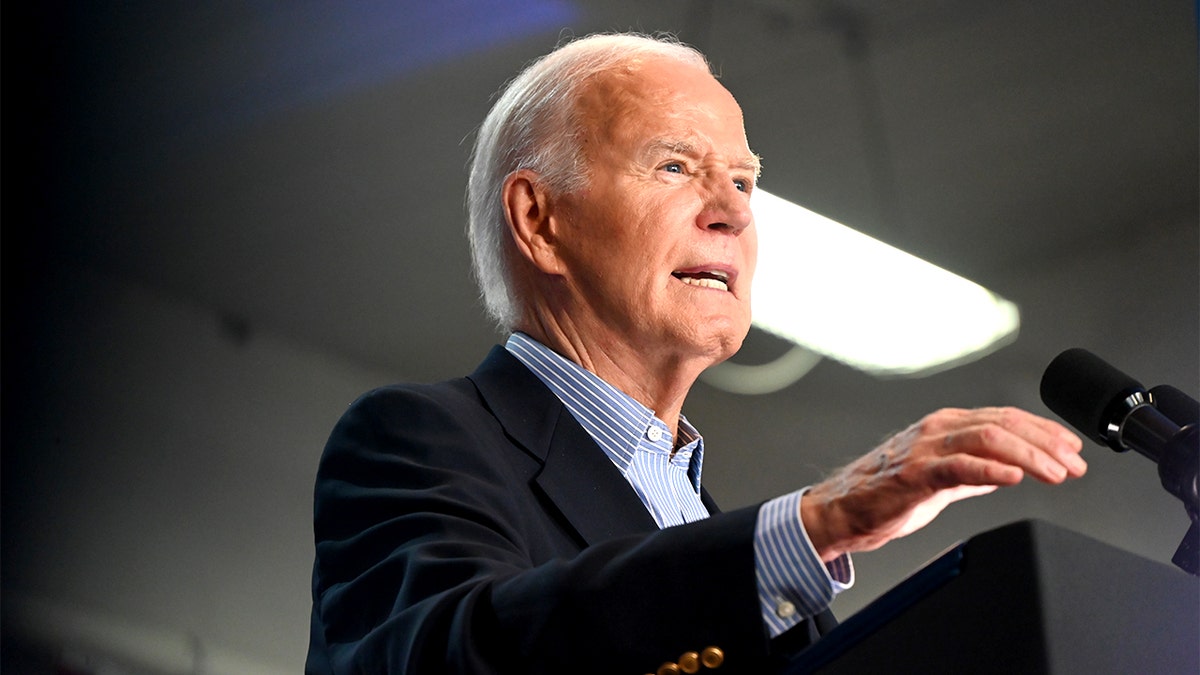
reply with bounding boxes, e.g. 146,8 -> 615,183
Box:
306,346 -> 835,674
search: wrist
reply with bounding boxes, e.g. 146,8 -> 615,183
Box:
799,489 -> 847,563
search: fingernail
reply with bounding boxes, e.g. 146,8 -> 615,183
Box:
1065,451 -> 1088,474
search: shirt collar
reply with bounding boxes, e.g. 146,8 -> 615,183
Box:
505,332 -> 705,491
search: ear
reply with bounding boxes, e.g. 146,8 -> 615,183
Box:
502,169 -> 567,276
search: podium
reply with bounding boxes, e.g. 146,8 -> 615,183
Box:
785,519 -> 1199,674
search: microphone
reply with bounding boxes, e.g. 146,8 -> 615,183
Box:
1150,384 -> 1200,430
1040,347 -> 1199,575
1040,348 -> 1191,462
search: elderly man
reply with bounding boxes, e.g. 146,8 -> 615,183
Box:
305,33 -> 1086,674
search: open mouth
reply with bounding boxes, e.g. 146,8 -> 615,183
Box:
671,269 -> 730,292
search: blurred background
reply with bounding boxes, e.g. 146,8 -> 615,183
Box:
4,1 -> 1197,672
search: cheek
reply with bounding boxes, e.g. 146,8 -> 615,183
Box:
743,226 -> 759,277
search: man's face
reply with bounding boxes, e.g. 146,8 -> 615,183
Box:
550,57 -> 759,367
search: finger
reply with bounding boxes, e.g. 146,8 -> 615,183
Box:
977,407 -> 1086,474
943,409 -> 1086,480
945,423 -> 1077,484
1021,413 -> 1086,477
924,407 -> 1076,453
927,454 -> 1024,489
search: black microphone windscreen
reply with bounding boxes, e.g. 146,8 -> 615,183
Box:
1040,348 -> 1144,446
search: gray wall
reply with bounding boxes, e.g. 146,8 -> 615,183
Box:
6,262 -> 394,672
4,2 -> 1197,673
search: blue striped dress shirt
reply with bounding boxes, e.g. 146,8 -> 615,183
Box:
506,332 -> 852,637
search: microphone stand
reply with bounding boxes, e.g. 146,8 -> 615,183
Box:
1163,427 -> 1198,576
1145,386 -> 1200,576
1175,518 -> 1198,576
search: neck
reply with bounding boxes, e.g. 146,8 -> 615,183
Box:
516,314 -> 707,440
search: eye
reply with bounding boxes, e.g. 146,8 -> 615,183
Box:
661,162 -> 684,174
733,178 -> 750,193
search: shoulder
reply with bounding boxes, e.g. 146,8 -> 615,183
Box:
317,359 -> 554,481
314,347 -> 560,498
335,344 -> 541,432
320,377 -> 493,471
343,377 -> 482,430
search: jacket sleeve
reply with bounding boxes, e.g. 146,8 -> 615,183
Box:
308,384 -> 817,674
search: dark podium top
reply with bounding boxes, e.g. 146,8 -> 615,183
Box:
785,519 -> 1199,674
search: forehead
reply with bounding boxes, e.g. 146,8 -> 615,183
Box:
577,58 -> 753,160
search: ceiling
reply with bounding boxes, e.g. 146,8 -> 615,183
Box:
24,0 -> 1195,378
11,0 -> 1199,634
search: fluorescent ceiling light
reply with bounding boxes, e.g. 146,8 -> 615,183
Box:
746,188 -> 1020,378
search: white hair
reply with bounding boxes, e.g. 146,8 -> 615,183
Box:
466,32 -> 711,330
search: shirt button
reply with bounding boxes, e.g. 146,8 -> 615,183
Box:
646,426 -> 663,442
775,600 -> 797,619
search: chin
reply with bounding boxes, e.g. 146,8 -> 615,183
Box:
714,334 -> 747,364
691,319 -> 751,365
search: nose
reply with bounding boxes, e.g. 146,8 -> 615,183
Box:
695,175 -> 753,235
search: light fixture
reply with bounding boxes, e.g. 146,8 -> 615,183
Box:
705,188 -> 1020,389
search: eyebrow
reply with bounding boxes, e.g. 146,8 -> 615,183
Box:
644,138 -> 762,176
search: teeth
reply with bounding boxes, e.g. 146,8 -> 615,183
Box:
678,276 -> 729,291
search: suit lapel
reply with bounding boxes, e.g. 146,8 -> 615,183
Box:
536,405 -> 660,544
469,346 -> 658,546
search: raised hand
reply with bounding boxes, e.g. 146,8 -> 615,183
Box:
800,407 -> 1086,561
